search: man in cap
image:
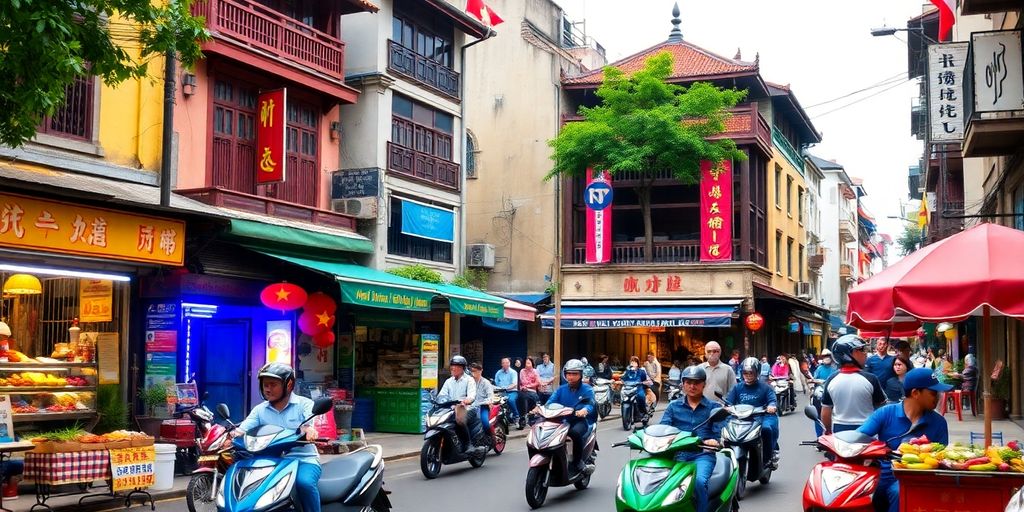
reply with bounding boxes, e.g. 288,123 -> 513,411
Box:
661,366 -> 722,512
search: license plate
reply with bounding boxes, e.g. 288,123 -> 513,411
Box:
198,455 -> 219,462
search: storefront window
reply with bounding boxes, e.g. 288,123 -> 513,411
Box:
1013,185 -> 1024,231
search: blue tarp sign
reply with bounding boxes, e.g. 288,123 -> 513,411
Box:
401,199 -> 454,242
483,317 -> 520,331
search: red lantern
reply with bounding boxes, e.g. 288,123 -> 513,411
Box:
312,330 -> 335,349
304,292 -> 337,314
298,310 -> 325,336
260,282 -> 307,312
745,313 -> 765,332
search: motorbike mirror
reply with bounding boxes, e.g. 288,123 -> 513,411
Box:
714,391 -> 724,399
311,398 -> 333,416
710,407 -> 730,422
803,404 -> 820,422
216,403 -> 231,420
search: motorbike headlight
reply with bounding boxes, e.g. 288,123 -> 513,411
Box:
254,472 -> 293,510
661,476 -> 693,506
216,479 -> 226,508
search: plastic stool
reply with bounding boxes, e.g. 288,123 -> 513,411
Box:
970,431 -> 1003,446
941,390 -> 963,421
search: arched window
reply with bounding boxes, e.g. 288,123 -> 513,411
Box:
465,131 -> 478,178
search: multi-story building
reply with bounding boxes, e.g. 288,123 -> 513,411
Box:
544,6 -> 827,365
804,155 -> 826,309
808,155 -> 858,334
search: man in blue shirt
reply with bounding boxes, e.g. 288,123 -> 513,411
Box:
536,359 -> 595,476
660,366 -> 722,512
233,363 -> 320,512
865,338 -> 896,385
494,357 -> 521,427
536,352 -> 556,403
725,357 -> 779,462
857,368 -> 950,512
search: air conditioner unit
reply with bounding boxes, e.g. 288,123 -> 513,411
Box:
331,197 -> 378,219
466,243 -> 495,268
797,281 -> 812,298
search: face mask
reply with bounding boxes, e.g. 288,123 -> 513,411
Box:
822,357 -> 832,364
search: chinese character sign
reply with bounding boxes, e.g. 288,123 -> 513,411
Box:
971,30 -> 1024,114
584,169 -> 613,264
699,160 -> 733,261
256,88 -> 287,184
927,43 -> 969,142
0,193 -> 185,265
109,446 -> 156,491
622,274 -> 683,294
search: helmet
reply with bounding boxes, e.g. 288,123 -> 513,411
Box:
0,322 -> 9,337
832,334 -> 868,367
680,365 -> 707,382
740,357 -> 761,374
257,363 -> 295,400
563,358 -> 585,380
820,348 -> 832,357
449,355 -> 468,368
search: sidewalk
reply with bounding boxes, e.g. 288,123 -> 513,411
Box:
942,408 -> 1024,446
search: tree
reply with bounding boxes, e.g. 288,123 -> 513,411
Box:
547,52 -> 747,262
896,223 -> 922,256
0,0 -> 208,147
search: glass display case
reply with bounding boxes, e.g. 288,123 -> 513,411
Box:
0,362 -> 98,423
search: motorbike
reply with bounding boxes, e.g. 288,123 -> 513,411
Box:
620,381 -> 656,431
487,389 -> 514,455
420,398 -> 487,478
613,407 -> 738,512
215,399 -> 391,512
524,400 -> 598,509
719,402 -> 774,500
592,378 -> 614,419
186,404 -> 233,512
801,404 -> 914,511
666,379 -> 681,402
771,377 -> 795,415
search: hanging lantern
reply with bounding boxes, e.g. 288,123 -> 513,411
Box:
260,282 -> 308,312
944,328 -> 957,341
298,310 -> 325,336
304,292 -> 337,314
312,330 -> 335,349
2,274 -> 42,295
745,313 -> 765,332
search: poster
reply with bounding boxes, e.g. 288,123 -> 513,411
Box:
109,446 -> 156,491
96,333 -> 120,384
144,303 -> 177,389
584,169 -> 613,264
266,320 -> 292,365
79,279 -> 113,322
0,395 -> 13,442
420,334 -> 439,389
175,382 -> 199,411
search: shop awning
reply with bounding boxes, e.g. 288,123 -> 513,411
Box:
539,301 -> 739,330
254,251 -> 504,318
503,300 -> 537,322
226,219 -> 373,255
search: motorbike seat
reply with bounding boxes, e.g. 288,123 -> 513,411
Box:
318,450 -> 375,503
707,452 -> 735,498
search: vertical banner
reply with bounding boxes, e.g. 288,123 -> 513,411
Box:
144,303 -> 178,389
971,30 -> 1024,114
700,160 -> 733,261
927,43 -> 969,142
256,88 -> 287,184
584,169 -> 613,264
266,320 -> 293,365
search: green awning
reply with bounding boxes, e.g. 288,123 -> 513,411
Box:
225,219 -> 374,255
256,251 -> 505,318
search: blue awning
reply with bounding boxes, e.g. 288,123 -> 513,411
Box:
539,304 -> 737,330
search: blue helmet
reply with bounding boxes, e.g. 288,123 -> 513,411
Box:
832,334 -> 867,367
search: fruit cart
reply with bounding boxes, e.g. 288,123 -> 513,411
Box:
894,440 -> 1024,512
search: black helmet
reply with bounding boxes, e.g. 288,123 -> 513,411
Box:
832,334 -> 868,367
740,357 -> 761,374
449,355 -> 468,368
680,365 -> 707,382
257,363 -> 295,400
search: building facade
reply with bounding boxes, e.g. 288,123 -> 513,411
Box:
809,155 -> 858,334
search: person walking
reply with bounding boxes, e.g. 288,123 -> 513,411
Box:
820,335 -> 886,434
865,338 -> 896,385
644,352 -> 662,401
698,341 -> 736,401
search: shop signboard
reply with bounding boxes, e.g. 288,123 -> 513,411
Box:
541,317 -> 732,329
970,30 -> 1024,114
621,273 -> 685,295
447,297 -> 503,318
420,334 -> 439,389
340,282 -> 434,311
79,279 -> 113,322
400,199 -> 455,243
0,193 -> 185,265
144,303 -> 177,388
256,89 -> 287,184
699,160 -> 733,261
927,42 -> 969,142
584,169 -> 613,264
109,446 -> 156,492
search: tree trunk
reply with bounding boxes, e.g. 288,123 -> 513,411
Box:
637,175 -> 653,263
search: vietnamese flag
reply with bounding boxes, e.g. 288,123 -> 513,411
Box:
466,0 -> 504,27
929,0 -> 955,42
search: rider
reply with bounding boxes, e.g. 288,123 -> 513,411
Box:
725,357 -> 779,465
232,363 -> 320,512
621,356 -> 653,416
437,355 -> 485,454
493,357 -> 521,429
534,359 -> 596,476
820,335 -> 886,434
660,366 -> 722,512
469,362 -> 495,436
813,348 -> 838,381
581,357 -> 595,384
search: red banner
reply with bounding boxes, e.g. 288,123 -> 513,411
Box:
700,160 -> 733,261
256,89 -> 287,184
584,169 -> 613,264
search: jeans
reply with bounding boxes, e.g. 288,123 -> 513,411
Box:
465,407 -> 484,445
873,475 -> 899,512
832,423 -> 859,434
675,451 -> 715,512
538,391 -> 552,405
479,405 -> 491,433
504,390 -> 520,419
761,414 -> 780,451
519,390 -> 539,417
296,462 -> 321,512
568,421 -> 590,470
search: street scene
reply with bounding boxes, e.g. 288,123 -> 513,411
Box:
1,0 -> 1024,511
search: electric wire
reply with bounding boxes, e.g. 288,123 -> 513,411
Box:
803,72 -> 908,109
809,78 -> 912,119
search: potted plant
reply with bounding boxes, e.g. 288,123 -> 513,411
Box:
992,366 -> 1011,421
134,385 -> 169,437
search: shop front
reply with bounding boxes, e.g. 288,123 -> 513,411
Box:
752,283 -> 828,359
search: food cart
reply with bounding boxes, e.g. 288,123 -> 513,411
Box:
893,439 -> 1024,512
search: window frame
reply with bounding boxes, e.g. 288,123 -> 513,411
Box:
775,230 -> 783,275
774,165 -> 782,209
786,175 -> 794,217
787,236 -> 794,279
387,195 -> 455,264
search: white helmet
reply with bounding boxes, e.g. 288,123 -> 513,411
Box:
820,349 -> 832,357
0,322 -> 10,337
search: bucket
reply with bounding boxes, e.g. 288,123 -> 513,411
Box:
153,443 -> 177,491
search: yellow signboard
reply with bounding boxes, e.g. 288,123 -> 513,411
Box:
79,279 -> 113,322
0,193 -> 185,265
109,446 -> 156,491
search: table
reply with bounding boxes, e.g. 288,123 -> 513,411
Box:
0,442 -> 37,512
24,450 -> 154,512
895,468 -> 1024,512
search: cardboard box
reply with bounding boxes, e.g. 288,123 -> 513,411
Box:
104,439 -> 131,449
78,442 -> 106,451
130,436 -> 154,447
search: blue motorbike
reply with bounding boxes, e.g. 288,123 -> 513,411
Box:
215,399 -> 391,512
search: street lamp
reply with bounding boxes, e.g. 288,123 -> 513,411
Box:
886,215 -> 916,224
870,26 -> 938,44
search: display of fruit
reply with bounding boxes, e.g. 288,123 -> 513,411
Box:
0,372 -> 89,387
13,404 -> 38,413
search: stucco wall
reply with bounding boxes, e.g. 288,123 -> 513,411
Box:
767,151 -> 808,296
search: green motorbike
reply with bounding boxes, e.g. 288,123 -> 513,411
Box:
614,408 -> 739,512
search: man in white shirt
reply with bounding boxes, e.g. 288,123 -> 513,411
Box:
644,352 -> 663,401
699,341 -> 736,401
437,355 -> 484,453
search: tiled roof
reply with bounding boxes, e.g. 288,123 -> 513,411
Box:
563,40 -> 758,86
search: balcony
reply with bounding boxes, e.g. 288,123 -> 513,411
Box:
570,240 -> 741,264
839,263 -> 853,280
178,187 -> 357,231
772,126 -> 804,174
961,0 -> 1021,14
839,219 -> 856,243
387,142 -> 460,190
387,40 -> 460,100
193,0 -> 346,82
808,253 -> 824,272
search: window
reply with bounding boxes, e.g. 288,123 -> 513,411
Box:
37,75 -> 95,142
797,187 -> 804,223
392,12 -> 453,67
787,237 -> 794,278
392,94 -> 454,160
786,175 -> 794,216
1014,184 -> 1024,231
798,244 -> 805,282
465,132 -> 478,178
387,197 -> 454,264
774,165 -> 782,207
775,231 -> 782,274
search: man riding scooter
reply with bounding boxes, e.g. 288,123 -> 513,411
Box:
230,363 -> 321,512
438,355 -> 486,454
660,366 -> 722,512
532,359 -> 596,477
725,358 -> 780,466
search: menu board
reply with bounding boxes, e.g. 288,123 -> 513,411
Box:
97,333 -> 120,384
144,303 -> 178,388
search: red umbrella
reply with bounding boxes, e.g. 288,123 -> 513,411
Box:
846,223 -> 1024,445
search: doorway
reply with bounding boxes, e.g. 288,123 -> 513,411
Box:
200,319 -> 251,422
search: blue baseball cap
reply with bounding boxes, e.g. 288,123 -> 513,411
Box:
903,368 -> 954,393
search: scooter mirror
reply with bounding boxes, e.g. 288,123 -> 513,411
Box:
804,404 -> 820,421
714,391 -> 724,399
312,398 -> 333,416
709,407 -> 730,422
217,403 -> 231,420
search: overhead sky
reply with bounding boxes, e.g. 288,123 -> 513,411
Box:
555,0 -> 929,260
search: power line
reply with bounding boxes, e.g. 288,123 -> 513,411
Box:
809,78 -> 911,119
803,72 -> 908,109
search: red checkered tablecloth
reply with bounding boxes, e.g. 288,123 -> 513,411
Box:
24,450 -> 112,485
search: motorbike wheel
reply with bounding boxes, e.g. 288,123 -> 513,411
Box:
599,402 -> 611,419
185,473 -> 215,512
621,404 -> 632,431
573,472 -> 591,490
420,440 -> 443,479
525,466 -> 549,509
492,422 -> 508,455
469,449 -> 486,468
735,460 -> 747,500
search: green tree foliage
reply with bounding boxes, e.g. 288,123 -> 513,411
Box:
449,268 -> 489,290
387,264 -> 444,284
0,0 -> 208,147
547,52 -> 747,262
896,223 -> 922,256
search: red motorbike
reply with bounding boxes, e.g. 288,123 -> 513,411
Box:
185,405 -> 233,512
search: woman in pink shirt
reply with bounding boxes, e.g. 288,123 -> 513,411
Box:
518,357 -> 540,427
771,355 -> 791,379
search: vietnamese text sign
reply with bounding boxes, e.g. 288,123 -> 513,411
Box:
332,168 -> 380,199
541,317 -> 732,329
699,160 -> 733,261
256,89 -> 287,184
79,279 -> 113,322
341,282 -> 434,311
971,30 -> 1024,114
0,193 -> 185,265
400,199 -> 454,242
420,334 -> 439,389
110,446 -> 156,491
927,43 -> 969,142
584,169 -> 613,264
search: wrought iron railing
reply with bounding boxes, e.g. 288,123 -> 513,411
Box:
386,142 -> 459,190
771,126 -> 804,173
387,40 -> 460,99
570,240 -> 742,264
